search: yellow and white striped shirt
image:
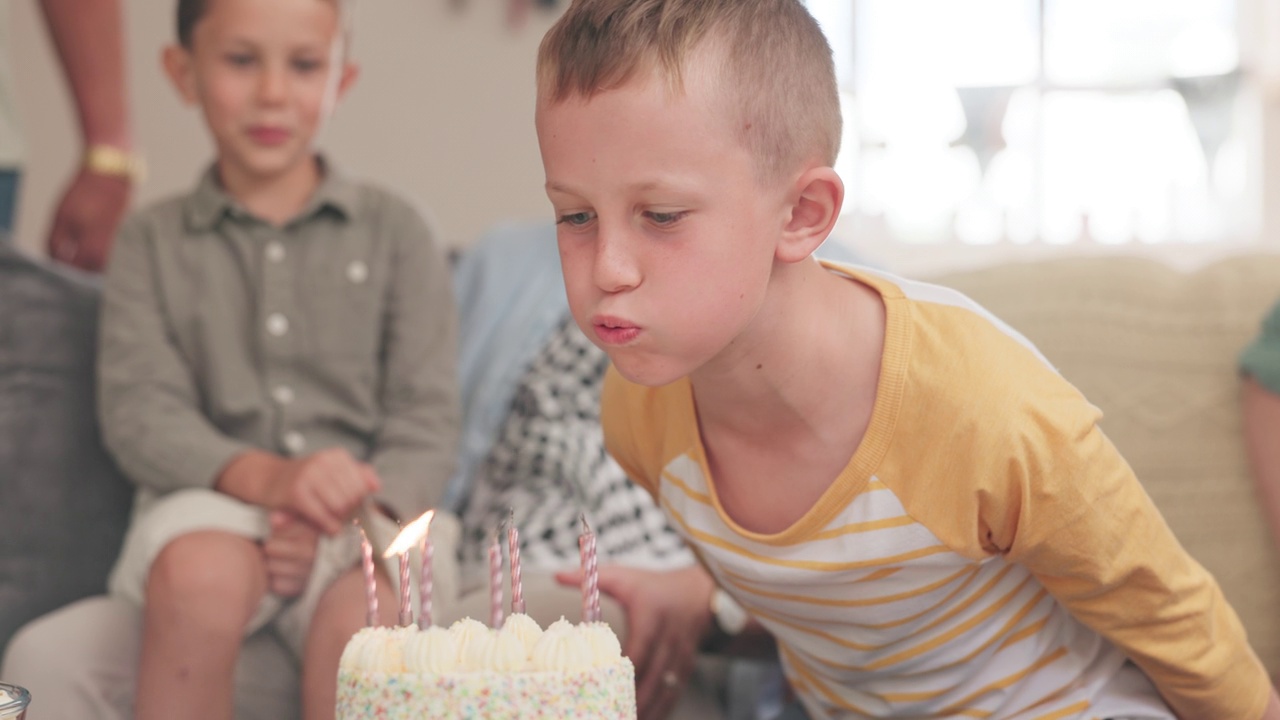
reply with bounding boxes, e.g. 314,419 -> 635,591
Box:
602,262 -> 1270,720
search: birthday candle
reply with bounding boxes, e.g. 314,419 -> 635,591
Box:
579,515 -> 599,623
419,515 -> 435,627
489,533 -> 503,628
398,550 -> 412,627
508,511 -> 524,615
360,528 -> 378,627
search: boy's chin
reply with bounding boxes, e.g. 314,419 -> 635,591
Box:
609,354 -> 687,389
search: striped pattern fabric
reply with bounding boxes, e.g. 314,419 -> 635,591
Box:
601,262 -> 1271,720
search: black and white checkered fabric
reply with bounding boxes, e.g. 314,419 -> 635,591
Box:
458,317 -> 693,584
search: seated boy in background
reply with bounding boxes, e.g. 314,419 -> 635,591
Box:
534,0 -> 1280,718
7,0 -> 459,718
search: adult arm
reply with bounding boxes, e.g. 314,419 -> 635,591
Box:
37,0 -> 133,271
1244,376 -> 1280,553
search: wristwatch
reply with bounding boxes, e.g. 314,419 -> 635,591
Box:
711,588 -> 748,635
84,144 -> 146,183
702,588 -> 748,652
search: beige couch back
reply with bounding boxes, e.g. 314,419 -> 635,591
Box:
934,254 -> 1280,673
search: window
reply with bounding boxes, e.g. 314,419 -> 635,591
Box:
805,0 -> 1258,271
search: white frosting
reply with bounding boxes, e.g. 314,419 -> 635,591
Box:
459,628 -> 499,672
448,617 -> 490,651
339,627 -> 406,673
545,616 -> 575,636
500,613 -> 543,656
402,626 -> 458,674
530,623 -> 593,672
490,627 -> 530,672
341,616 -> 626,675
581,622 -> 624,664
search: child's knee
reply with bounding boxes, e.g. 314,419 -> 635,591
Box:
146,531 -> 265,615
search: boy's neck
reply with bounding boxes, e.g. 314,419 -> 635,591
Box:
690,258 -> 885,442
216,155 -> 324,227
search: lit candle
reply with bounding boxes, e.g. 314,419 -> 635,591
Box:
419,512 -> 435,627
508,510 -> 524,615
382,510 -> 436,629
359,527 -> 378,627
398,550 -> 412,627
489,532 -> 504,628
579,514 -> 599,623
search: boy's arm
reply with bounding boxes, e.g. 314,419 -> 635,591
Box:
987,396 -> 1272,720
98,216 -> 253,493
37,0 -> 133,272
366,201 -> 461,520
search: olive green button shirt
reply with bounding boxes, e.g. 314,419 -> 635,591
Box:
99,163 -> 460,521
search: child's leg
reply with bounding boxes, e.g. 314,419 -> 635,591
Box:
136,530 -> 268,720
300,565 -> 397,720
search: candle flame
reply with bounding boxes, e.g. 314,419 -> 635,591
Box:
383,509 -> 434,558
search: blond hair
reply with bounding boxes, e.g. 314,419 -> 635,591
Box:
537,0 -> 841,180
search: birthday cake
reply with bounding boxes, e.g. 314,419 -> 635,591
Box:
335,614 -> 636,720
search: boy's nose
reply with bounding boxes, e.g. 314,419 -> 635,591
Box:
257,68 -> 288,104
593,224 -> 641,293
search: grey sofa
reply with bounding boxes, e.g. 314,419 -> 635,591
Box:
0,242 -> 133,653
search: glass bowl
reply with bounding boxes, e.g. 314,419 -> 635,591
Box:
0,682 -> 29,719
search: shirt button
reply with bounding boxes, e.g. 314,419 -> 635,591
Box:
266,313 -> 289,337
283,431 -> 306,454
272,385 -> 295,405
346,261 -> 368,284
266,242 -> 286,263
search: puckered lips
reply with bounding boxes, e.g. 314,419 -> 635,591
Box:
592,314 -> 640,345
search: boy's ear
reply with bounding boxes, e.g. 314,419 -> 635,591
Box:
335,63 -> 360,102
162,45 -> 199,106
777,166 -> 844,264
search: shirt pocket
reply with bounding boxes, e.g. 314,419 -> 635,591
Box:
306,256 -> 385,366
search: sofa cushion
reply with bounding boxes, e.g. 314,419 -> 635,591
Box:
934,253 -> 1280,673
0,244 -> 134,653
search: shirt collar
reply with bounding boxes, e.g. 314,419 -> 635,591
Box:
182,155 -> 360,232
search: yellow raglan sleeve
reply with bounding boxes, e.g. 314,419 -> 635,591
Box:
985,384 -> 1272,720
600,365 -> 660,498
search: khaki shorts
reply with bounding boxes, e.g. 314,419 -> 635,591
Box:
107,489 -> 458,659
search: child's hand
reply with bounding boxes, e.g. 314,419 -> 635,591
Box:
556,564 -> 714,720
264,448 -> 381,535
262,511 -> 320,598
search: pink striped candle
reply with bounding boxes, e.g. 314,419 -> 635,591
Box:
398,550 -> 412,627
419,515 -> 435,627
359,527 -> 378,627
489,533 -> 504,628
508,512 -> 524,615
579,515 -> 599,623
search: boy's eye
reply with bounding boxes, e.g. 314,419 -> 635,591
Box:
646,211 -> 688,226
292,58 -> 323,73
225,53 -> 256,67
556,211 -> 595,227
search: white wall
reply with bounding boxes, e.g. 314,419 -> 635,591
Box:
10,0 -> 561,255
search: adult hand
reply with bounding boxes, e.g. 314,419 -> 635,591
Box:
263,448 -> 381,535
262,510 -> 320,598
46,167 -> 130,272
557,564 -> 714,720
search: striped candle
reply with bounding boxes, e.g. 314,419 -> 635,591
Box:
398,550 -> 412,627
508,512 -> 524,615
419,517 -> 434,627
579,515 -> 599,623
489,533 -> 503,628
359,527 -> 378,627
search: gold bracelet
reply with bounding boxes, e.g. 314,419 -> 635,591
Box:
84,144 -> 146,183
